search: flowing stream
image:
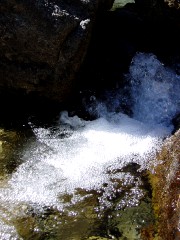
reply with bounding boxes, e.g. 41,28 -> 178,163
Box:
0,52 -> 180,239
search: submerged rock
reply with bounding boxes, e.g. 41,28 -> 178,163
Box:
149,129 -> 180,240
0,0 -> 113,103
0,128 -> 31,178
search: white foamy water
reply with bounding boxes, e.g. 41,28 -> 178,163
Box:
0,52 -> 179,238
129,53 -> 180,126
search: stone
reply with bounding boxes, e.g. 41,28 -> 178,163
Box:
0,0 -> 113,103
149,129 -> 180,240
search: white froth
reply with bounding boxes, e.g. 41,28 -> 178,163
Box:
0,52 -> 179,236
0,112 -> 169,209
0,218 -> 19,240
129,52 -> 180,127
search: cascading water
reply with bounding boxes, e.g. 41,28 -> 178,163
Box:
0,52 -> 180,239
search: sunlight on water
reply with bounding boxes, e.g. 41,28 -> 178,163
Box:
0,220 -> 19,240
0,52 -> 179,239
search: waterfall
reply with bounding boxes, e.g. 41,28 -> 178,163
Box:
0,52 -> 180,239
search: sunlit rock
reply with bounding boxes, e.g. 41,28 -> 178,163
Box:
111,0 -> 134,10
149,129 -> 180,240
165,0 -> 180,9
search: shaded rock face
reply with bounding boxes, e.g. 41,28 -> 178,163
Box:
134,0 -> 165,14
0,0 -> 113,103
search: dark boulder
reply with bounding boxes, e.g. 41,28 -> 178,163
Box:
0,0 -> 113,103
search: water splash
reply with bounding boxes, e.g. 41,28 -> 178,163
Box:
129,52 -> 180,127
0,52 -> 179,239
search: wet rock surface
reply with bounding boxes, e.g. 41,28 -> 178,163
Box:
0,0 -> 113,103
149,130 -> 180,240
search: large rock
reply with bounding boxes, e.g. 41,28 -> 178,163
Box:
0,0 -> 113,103
149,130 -> 180,240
